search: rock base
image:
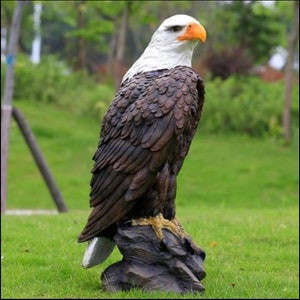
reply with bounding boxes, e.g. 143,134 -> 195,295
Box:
101,218 -> 206,294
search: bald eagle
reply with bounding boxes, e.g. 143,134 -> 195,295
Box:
78,14 -> 207,268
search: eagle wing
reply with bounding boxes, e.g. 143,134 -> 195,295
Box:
78,66 -> 205,242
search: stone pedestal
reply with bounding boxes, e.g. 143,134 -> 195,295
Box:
101,218 -> 206,294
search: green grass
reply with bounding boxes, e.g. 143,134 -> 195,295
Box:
5,100 -> 299,211
1,100 -> 299,298
1,208 -> 298,299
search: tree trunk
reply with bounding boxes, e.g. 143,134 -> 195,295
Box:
113,1 -> 131,90
282,0 -> 299,143
75,0 -> 86,70
1,1 -> 26,213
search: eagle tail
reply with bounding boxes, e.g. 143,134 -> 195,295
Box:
81,237 -> 115,268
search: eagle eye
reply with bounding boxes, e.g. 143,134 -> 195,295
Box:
168,25 -> 184,33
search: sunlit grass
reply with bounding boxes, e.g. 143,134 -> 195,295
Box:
6,101 -> 298,211
1,208 -> 298,299
1,100 -> 299,298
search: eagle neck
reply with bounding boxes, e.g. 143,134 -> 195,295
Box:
122,44 -> 195,83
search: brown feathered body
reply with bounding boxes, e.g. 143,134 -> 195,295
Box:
78,65 -> 205,243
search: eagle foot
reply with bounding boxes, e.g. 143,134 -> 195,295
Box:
131,213 -> 186,243
130,214 -> 205,257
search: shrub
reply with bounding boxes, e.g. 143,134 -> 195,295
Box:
204,47 -> 253,80
1,54 -> 114,120
200,75 -> 299,138
1,55 -> 298,138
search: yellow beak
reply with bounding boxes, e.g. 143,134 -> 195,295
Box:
177,22 -> 207,43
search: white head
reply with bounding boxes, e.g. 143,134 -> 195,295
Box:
122,14 -> 206,83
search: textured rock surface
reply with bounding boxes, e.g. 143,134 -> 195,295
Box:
101,221 -> 206,294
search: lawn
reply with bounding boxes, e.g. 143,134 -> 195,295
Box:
1,100 -> 299,299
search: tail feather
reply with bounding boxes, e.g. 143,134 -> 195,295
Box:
81,237 -> 115,268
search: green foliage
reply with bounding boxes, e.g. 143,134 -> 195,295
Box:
1,1 -> 35,53
62,1 -> 115,42
206,0 -> 288,64
205,1 -> 293,64
2,0 -> 295,75
1,54 -> 114,120
1,54 -> 298,139
232,1 -> 282,63
201,75 -> 299,138
39,1 -> 130,68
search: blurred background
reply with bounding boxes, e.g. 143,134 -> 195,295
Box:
1,1 -> 298,138
0,0 -> 299,211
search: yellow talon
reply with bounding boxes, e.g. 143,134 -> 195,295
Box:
132,213 -> 186,241
131,213 -> 205,258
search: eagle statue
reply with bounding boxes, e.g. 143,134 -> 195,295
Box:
78,14 -> 207,268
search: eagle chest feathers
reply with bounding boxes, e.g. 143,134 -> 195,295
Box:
78,65 -> 205,242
